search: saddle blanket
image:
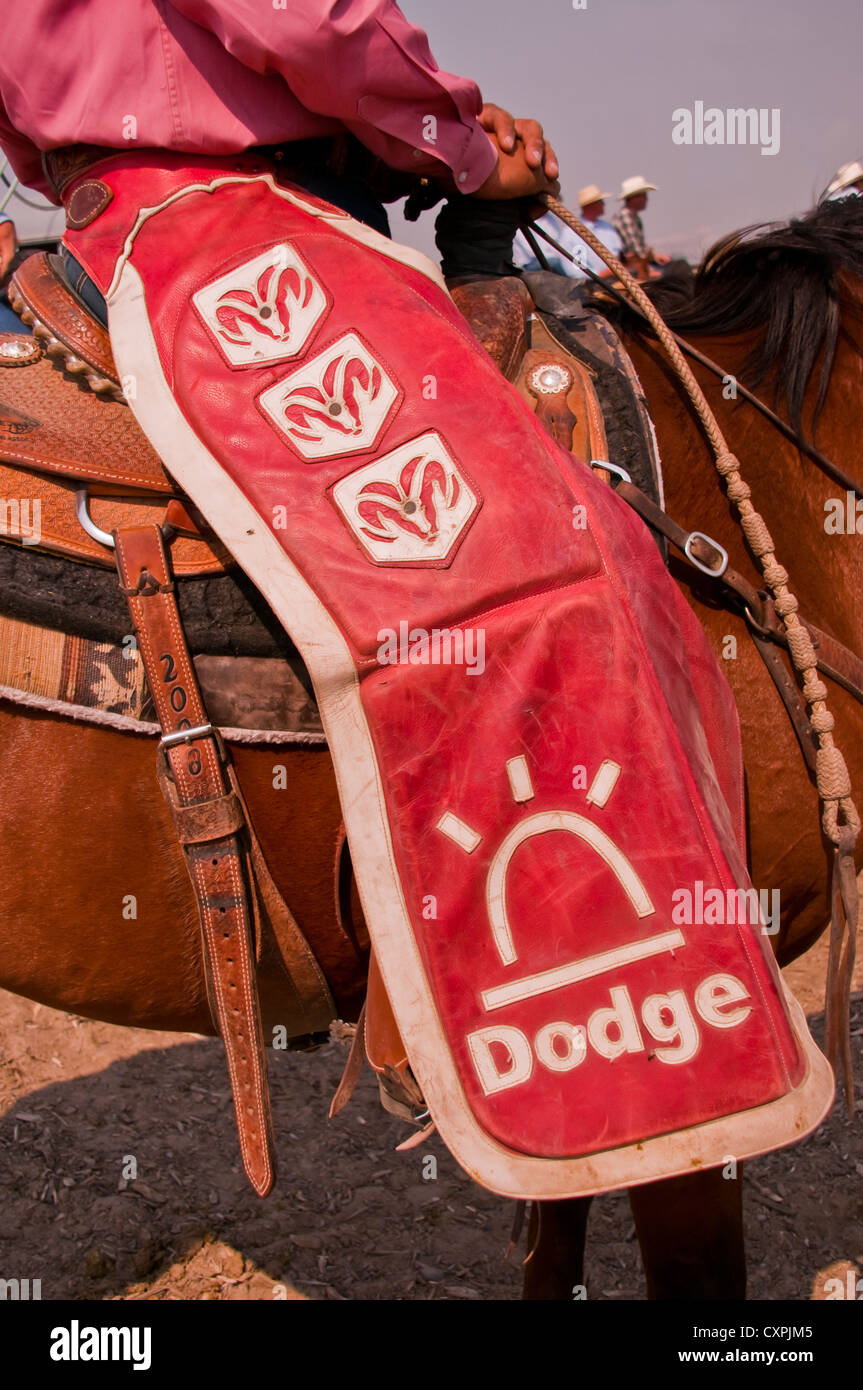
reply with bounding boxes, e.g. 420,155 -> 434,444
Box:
64,154 -> 832,1198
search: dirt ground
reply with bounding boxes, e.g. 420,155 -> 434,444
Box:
0,923 -> 861,1302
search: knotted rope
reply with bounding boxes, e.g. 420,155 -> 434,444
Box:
540,195 -> 859,1106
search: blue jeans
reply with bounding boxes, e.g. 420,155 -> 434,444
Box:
60,246 -> 110,325
0,296 -> 30,333
61,167 -> 390,328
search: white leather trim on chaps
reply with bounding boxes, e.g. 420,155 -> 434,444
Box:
105,215 -> 834,1199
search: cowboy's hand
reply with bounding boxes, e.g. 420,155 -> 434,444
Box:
478,105 -> 559,181
0,220 -> 17,285
474,104 -> 560,200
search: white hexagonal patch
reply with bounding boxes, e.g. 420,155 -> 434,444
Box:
331,431 -> 480,565
192,244 -> 329,367
257,332 -> 400,460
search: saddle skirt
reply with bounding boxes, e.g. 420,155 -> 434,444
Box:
61,152 -> 832,1199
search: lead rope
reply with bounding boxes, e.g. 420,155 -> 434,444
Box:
540,195 -> 860,1109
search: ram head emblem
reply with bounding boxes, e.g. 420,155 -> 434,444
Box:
357,454 -> 458,544
214,261 -> 316,348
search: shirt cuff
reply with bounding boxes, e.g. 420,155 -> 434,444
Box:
450,122 -> 498,194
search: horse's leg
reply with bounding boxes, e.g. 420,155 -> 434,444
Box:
522,1198 -> 593,1300
629,1166 -> 745,1300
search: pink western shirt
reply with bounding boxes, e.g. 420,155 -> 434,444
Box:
0,0 -> 497,202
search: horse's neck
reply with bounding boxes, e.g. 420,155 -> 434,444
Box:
623,315 -> 863,648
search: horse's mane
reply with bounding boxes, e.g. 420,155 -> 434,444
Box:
606,196 -> 863,439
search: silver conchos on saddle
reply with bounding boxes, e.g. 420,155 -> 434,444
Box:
257,331 -> 401,460
330,431 -> 480,565
529,362 -> 572,395
192,244 -> 330,367
0,334 -> 42,366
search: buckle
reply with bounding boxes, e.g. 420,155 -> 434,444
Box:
157,724 -> 230,778
741,594 -> 774,640
590,459 -> 632,485
160,723 -> 225,755
684,530 -> 729,578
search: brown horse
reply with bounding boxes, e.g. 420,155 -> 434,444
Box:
0,196 -> 860,1300
523,195 -> 863,1298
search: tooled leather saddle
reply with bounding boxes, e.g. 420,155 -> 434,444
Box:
4,251 -> 230,574
3,254 -> 340,1195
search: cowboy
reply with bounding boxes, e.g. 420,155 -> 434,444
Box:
0,209 -> 25,331
0,1 -> 559,281
824,159 -> 863,201
512,182 -> 623,280
0,210 -> 15,280
574,183 -> 624,277
613,175 -> 669,277
0,1 -> 820,1205
511,205 -> 589,278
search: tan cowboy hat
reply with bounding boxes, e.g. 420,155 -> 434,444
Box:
618,175 -> 658,200
826,159 -> 863,196
578,183 -> 612,207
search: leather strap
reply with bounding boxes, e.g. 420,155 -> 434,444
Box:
747,629 -> 818,777
615,479 -> 863,710
364,950 -> 427,1126
113,523 -> 276,1196
521,314 -> 610,464
329,950 -> 429,1130
825,827 -> 859,1113
329,1004 -> 366,1118
235,773 -> 336,1035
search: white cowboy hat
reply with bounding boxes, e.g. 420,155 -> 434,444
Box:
618,175 -> 658,200
826,159 -> 863,196
578,184 -> 613,207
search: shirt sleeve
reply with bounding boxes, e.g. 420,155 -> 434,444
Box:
168,0 -> 498,193
0,94 -> 53,200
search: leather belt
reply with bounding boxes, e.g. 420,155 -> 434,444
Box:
42,138 -> 339,200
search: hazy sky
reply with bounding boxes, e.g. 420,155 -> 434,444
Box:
4,0 -> 861,261
392,0 -> 863,260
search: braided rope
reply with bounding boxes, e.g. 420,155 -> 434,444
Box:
543,195 -> 861,849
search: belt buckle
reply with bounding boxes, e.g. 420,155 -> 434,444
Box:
157,724 -> 230,778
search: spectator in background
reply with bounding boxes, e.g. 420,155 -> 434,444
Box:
613,175 -> 669,278
512,203 -> 589,278
0,209 -> 15,279
0,209 -> 26,331
511,183 -> 622,280
576,184 -> 623,277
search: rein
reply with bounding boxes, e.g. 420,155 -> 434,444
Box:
538,194 -> 860,1106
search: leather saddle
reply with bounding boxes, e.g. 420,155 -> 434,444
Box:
3,255 -> 646,572
1,252 -> 230,574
